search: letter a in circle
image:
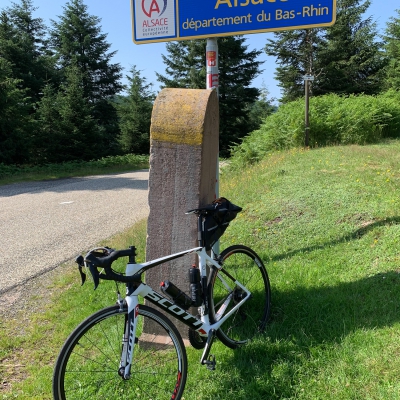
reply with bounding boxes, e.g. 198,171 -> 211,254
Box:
142,0 -> 161,18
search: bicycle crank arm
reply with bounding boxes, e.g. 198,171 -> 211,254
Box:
200,329 -> 217,370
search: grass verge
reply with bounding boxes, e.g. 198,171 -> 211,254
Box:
2,142 -> 400,399
0,154 -> 149,186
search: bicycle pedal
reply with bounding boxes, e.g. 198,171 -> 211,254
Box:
204,355 -> 216,371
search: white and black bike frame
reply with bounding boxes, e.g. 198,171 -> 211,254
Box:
115,246 -> 252,379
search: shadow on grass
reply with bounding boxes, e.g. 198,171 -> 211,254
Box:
268,216 -> 400,263
199,270 -> 400,399
198,218 -> 400,399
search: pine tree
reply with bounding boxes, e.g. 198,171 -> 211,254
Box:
33,84 -> 60,163
117,66 -> 155,155
36,64 -> 101,163
0,0 -> 54,106
157,40 -> 206,89
0,58 -> 32,164
218,37 -> 263,155
50,0 -> 123,152
157,37 -> 262,156
265,29 -> 323,103
265,0 -> 386,101
383,9 -> 400,91
315,0 -> 386,95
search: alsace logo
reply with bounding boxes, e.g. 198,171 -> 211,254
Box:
142,0 -> 167,18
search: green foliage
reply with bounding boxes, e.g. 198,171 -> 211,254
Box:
157,36 -> 264,156
266,0 -> 387,102
383,9 -> 400,90
316,0 -> 386,96
218,37 -> 263,155
157,40 -> 206,89
49,0 -> 123,155
116,66 -> 155,155
35,64 -> 101,163
0,0 -> 56,164
229,91 -> 400,167
0,0 -> 125,165
50,0 -> 122,102
0,0 -> 55,106
265,29 -> 324,102
0,58 -> 32,164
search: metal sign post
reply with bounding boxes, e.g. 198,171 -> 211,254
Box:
206,38 -> 220,254
206,38 -> 219,95
206,37 -> 219,199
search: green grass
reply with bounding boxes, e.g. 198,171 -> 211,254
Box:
0,154 -> 149,186
2,142 -> 400,399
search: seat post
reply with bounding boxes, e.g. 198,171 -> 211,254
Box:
197,213 -> 204,248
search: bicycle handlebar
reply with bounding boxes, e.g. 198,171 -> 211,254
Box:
85,248 -> 135,268
77,246 -> 139,289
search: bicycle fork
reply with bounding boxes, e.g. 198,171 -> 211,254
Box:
119,295 -> 139,380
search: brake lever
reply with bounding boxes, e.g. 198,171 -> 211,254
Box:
87,262 -> 100,290
75,255 -> 86,286
84,251 -> 107,290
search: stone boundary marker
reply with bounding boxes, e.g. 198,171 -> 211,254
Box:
145,88 -> 219,337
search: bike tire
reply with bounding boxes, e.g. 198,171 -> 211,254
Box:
53,304 -> 187,400
208,245 -> 271,349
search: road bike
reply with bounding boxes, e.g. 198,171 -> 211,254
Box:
53,198 -> 271,399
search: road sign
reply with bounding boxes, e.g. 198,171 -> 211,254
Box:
131,0 -> 336,44
303,75 -> 315,81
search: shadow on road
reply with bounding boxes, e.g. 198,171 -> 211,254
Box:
0,170 -> 149,197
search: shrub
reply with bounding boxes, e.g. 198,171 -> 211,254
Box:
229,91 -> 400,168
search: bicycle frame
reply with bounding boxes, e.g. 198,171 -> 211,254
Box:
118,246 -> 252,378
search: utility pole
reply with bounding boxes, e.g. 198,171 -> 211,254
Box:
303,75 -> 314,147
304,77 -> 310,147
304,29 -> 315,147
206,37 -> 220,200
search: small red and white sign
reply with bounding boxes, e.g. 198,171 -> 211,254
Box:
133,0 -> 176,42
207,51 -> 217,67
207,73 -> 219,89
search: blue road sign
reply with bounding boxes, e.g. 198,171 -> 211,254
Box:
132,0 -> 336,44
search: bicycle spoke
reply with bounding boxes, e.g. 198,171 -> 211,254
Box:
53,305 -> 187,400
208,245 -> 271,348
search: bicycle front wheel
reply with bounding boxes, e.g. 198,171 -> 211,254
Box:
53,304 -> 187,400
208,245 -> 271,349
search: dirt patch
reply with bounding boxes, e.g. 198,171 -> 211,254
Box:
0,265 -> 66,318
336,213 -> 377,226
265,216 -> 282,226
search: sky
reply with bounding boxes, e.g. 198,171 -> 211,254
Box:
0,0 -> 397,102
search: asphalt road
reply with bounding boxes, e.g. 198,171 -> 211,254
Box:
0,170 -> 149,294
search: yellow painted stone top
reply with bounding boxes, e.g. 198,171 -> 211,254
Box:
151,88 -> 216,146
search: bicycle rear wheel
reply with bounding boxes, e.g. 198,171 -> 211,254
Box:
53,304 -> 187,400
208,245 -> 271,349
